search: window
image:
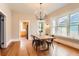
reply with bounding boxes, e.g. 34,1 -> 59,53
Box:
38,20 -> 45,35
51,12 -> 79,40
70,12 -> 79,39
39,21 -> 44,32
56,16 -> 68,36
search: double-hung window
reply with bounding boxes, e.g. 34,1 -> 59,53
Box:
70,12 -> 79,39
38,20 -> 45,35
57,16 -> 68,36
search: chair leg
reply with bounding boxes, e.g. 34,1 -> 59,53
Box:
51,43 -> 54,49
32,40 -> 34,46
35,43 -> 38,51
36,46 -> 37,51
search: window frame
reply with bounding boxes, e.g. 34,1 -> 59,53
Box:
56,15 -> 68,36
38,20 -> 45,35
69,12 -> 79,37
51,11 -> 79,40
69,11 -> 79,39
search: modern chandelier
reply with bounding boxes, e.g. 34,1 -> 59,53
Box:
35,3 -> 47,20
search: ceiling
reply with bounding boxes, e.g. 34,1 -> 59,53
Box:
7,3 -> 68,15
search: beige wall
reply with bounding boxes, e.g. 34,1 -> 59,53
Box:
0,3 -> 12,48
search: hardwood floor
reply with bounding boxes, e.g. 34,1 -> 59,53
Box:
1,39 -> 79,56
53,42 -> 79,56
1,39 -> 49,56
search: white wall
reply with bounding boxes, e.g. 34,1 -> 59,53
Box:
0,4 -> 39,48
12,12 -> 39,40
0,3 -> 12,48
49,4 -> 79,18
49,3 -> 79,39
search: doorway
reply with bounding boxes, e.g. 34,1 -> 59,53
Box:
0,12 -> 5,48
19,20 -> 29,39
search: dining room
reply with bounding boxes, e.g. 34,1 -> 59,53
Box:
0,3 -> 79,56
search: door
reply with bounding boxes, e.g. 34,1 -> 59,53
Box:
20,21 -> 29,39
23,22 -> 28,39
26,22 -> 28,39
0,15 -> 4,48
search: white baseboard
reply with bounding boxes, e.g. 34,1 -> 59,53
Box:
5,39 -> 20,48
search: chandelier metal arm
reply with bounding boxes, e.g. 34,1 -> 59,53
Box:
35,3 -> 47,20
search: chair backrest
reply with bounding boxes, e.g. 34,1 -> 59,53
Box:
51,39 -> 53,42
51,35 -> 54,37
51,35 -> 56,39
31,35 -> 40,40
31,35 -> 36,40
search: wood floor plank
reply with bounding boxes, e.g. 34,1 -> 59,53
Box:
1,39 -> 79,56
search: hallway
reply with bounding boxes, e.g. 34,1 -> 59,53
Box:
1,39 -> 79,56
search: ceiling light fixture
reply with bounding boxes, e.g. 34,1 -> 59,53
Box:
35,3 -> 47,20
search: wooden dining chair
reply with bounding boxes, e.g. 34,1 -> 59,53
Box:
51,35 -> 56,48
31,35 -> 36,46
31,35 -> 41,51
46,35 -> 55,49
